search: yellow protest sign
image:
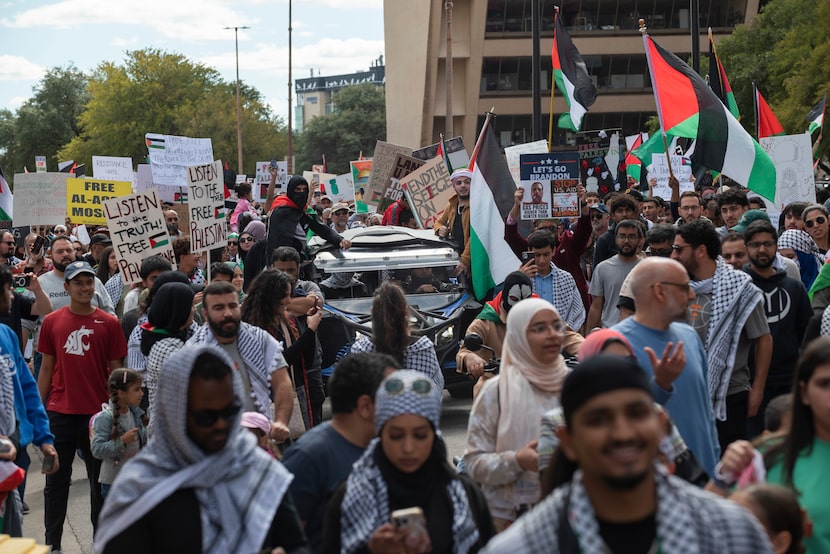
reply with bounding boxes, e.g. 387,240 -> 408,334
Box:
66,178 -> 133,225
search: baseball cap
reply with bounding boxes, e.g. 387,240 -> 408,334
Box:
320,195 -> 332,202
731,209 -> 771,233
64,261 -> 96,282
590,203 -> 609,215
89,233 -> 112,246
331,202 -> 349,213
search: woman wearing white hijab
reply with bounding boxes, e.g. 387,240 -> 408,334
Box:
464,298 -> 569,530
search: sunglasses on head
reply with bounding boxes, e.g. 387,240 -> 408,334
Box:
384,377 -> 433,396
191,402 -> 241,427
806,216 -> 827,228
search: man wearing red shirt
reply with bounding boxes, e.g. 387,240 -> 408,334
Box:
37,261 -> 127,552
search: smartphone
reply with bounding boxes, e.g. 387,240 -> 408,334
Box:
42,455 -> 56,472
521,251 -> 536,263
391,507 -> 428,541
270,158 -> 278,170
13,274 -> 31,289
32,235 -> 46,255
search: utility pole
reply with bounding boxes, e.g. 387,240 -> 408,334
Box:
224,26 -> 250,175
445,0 -> 454,138
531,0 -> 542,140
691,0 -> 700,73
287,0 -> 294,174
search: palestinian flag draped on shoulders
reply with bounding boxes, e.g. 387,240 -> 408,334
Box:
644,34 -> 776,201
468,117 -> 520,300
552,8 -> 597,131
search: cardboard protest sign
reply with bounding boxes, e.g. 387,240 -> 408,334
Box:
187,160 -> 226,252
104,189 -> 176,285
400,157 -> 453,229
92,156 -> 134,183
377,154 -> 425,213
519,153 -> 580,219
576,129 -> 623,194
412,136 -> 470,172
505,140 -> 549,186
135,164 -> 186,204
12,173 -> 67,227
145,133 -> 214,187
325,173 -> 355,204
649,156 -> 694,201
350,160 -> 374,213
66,178 -> 132,226
366,142 -> 412,212
760,133 -> 816,208
35,156 -> 46,173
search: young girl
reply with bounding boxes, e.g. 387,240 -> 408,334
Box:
91,369 -> 148,498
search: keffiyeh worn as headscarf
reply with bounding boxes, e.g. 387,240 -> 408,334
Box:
93,344 -> 292,554
778,229 -> 823,289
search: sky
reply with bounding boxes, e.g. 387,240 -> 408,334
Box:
0,0 -> 385,123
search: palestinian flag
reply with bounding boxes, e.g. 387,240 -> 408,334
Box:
754,84 -> 785,139
148,232 -> 169,249
624,133 -> 647,182
644,34 -> 776,201
0,165 -> 12,221
436,133 -> 453,173
145,134 -> 166,150
468,117 -> 520,300
708,29 -> 739,119
214,207 -> 225,219
808,96 -> 826,135
552,8 -> 597,131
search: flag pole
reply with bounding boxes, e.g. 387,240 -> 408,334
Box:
470,108 -> 495,168
548,7 -> 559,151
752,81 -> 760,141
640,19 -> 675,181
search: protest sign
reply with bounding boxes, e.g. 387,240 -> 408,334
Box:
350,160 -> 374,212
187,160 -> 226,252
760,133 -> 816,208
35,156 -> 46,173
412,136 -> 470,171
104,188 -> 176,285
66,178 -> 132,225
92,156 -> 134,183
519,153 -> 580,219
576,129 -> 623,194
367,142 -> 412,212
12,173 -> 68,227
145,133 -> 214,186
505,140 -> 549,186
254,161 -> 288,202
326,173 -> 355,204
401,157 -> 453,229
649,155 -> 694,201
135,164 -> 186,204
377,154 -> 425,213
312,164 -> 325,173
303,171 -> 336,198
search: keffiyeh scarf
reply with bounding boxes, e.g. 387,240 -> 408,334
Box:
340,438 -> 479,554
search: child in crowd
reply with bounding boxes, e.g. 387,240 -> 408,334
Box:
240,411 -> 277,458
91,369 -> 148,498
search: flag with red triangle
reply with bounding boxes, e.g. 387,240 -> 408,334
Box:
436,133 -> 454,173
552,8 -> 597,131
0,165 -> 13,221
754,84 -> 785,139
708,29 -> 740,119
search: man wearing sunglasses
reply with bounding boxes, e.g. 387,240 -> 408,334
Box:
0,231 -> 21,266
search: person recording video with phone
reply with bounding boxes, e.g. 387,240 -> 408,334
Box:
16,234 -> 52,276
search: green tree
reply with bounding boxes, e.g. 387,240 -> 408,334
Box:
59,49 -> 287,174
0,65 -> 89,181
296,83 -> 386,174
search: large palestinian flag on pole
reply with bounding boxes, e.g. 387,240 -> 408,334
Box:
708,29 -> 739,119
552,9 -> 597,132
754,84 -> 785,139
469,116 -> 520,300
808,96 -> 826,135
643,34 -> 776,201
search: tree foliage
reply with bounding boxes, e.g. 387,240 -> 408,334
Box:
718,0 -> 829,156
0,65 -> 89,179
59,48 -> 286,175
295,84 -> 386,174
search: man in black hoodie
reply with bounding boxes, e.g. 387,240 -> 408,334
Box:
742,219 -> 812,437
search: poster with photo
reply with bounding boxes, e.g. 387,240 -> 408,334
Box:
519,152 -> 580,220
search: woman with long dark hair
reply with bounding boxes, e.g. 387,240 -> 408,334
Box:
349,281 -> 444,389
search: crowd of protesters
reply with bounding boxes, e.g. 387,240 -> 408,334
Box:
0,164 -> 826,553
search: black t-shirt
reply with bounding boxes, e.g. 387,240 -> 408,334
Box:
0,292 -> 35,353
597,513 -> 657,554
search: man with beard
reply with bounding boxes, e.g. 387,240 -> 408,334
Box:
742,220 -> 811,437
435,168 -> 473,278
0,231 -> 22,266
481,355 -> 771,554
586,220 -> 643,330
613,257 -> 721,476
187,281 -> 295,442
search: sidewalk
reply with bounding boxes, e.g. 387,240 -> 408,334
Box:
21,445 -> 93,554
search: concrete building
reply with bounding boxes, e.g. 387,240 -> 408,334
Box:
294,60 -> 385,133
384,0 -> 761,150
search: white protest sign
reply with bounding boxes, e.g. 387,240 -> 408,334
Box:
104,188 -> 176,285
326,173 -> 355,204
505,140 -> 549,186
92,156 -> 134,183
760,133 -> 816,208
401,157 -> 453,229
187,160 -> 226,252
12,173 -> 68,226
146,133 -> 214,186
135,164 -> 187,204
648,155 -> 694,201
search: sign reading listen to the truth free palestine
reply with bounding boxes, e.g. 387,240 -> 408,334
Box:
519,152 -> 580,220
104,188 -> 177,285
187,160 -> 227,252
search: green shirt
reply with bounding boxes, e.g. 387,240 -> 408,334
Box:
767,437 -> 830,553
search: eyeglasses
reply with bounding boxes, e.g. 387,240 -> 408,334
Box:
746,240 -> 776,249
528,320 -> 566,335
166,217 -> 179,222
591,213 -> 606,220
805,216 -> 826,228
652,281 -> 691,293
227,241 -> 238,246
384,377 -> 433,395
2,241 -> 15,246
190,402 -> 241,427
239,236 -> 255,243
671,244 -> 691,251
333,210 -> 348,216
616,234 -> 640,242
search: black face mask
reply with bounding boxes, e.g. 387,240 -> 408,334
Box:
291,190 -> 308,207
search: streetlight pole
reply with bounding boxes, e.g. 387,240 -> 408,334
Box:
225,25 -> 249,175
287,0 -> 293,175
445,1 -> 454,138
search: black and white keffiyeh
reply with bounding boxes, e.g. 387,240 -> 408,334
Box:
94,343 -> 292,554
691,259 -> 763,420
350,335 -> 445,390
540,263 -> 585,330
340,438 -> 479,554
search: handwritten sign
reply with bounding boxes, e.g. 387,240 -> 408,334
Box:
145,133 -> 214,186
505,140 -> 549,186
576,129 -> 623,194
649,156 -> 694,201
12,173 -> 67,226
326,173 -> 355,204
104,189 -> 176,285
35,156 -> 47,173
135,164 -> 186,204
367,141 -> 412,212
66,178 -> 132,225
519,152 -> 580,219
760,133 -> 816,208
303,171 -> 336,197
92,156 -> 134,183
350,160 -> 374,213
378,154 -> 425,213
187,160 -> 226,252
254,161 -> 288,202
401,157 -> 453,229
